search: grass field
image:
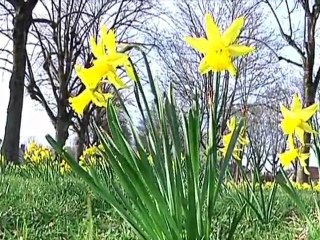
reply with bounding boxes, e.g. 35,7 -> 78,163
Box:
1,171 -> 320,239
0,174 -> 134,240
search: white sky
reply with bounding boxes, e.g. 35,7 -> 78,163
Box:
0,75 -> 55,145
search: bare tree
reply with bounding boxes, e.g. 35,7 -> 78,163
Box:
25,0 -> 156,153
153,0 -> 283,135
246,103 -> 286,177
150,0 -> 289,178
0,0 -> 38,163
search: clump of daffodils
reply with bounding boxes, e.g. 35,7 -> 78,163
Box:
221,116 -> 249,161
292,182 -> 312,191
262,181 -> 275,190
79,145 -> 103,170
279,94 -> 318,174
185,13 -> 255,76
24,142 -> 54,165
60,159 -> 72,175
69,26 -> 135,117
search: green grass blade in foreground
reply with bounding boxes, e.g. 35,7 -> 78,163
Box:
266,182 -> 278,222
276,169 -> 313,229
211,119 -> 244,206
182,104 -> 202,238
226,204 -> 246,240
96,128 -> 170,239
45,135 -> 148,239
98,107 -> 181,239
164,88 -> 185,227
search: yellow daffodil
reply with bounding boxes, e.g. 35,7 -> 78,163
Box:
221,117 -> 249,161
70,26 -> 136,117
280,93 -> 318,144
314,183 -> 320,192
185,13 -> 255,76
60,160 -> 72,175
279,135 -> 310,174
79,145 -> 102,171
24,142 -> 53,165
291,181 -> 312,191
69,65 -> 113,116
263,181 -> 274,190
90,26 -> 136,86
301,182 -> 311,190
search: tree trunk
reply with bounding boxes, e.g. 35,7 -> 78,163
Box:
297,81 -> 316,183
55,105 -> 70,148
1,3 -> 36,163
296,6 -> 319,183
75,114 -> 90,160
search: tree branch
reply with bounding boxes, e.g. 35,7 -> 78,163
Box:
264,0 -> 306,60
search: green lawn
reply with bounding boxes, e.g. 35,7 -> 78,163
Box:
1,173 -> 319,239
0,174 -> 134,240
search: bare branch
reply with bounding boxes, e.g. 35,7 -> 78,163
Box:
264,0 -> 306,60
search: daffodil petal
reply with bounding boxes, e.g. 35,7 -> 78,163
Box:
199,55 -> 211,74
92,92 -> 113,107
102,27 -> 117,54
185,36 -> 209,53
281,118 -> 298,134
294,127 -> 304,145
228,117 -> 236,130
279,149 -> 297,169
90,37 -> 102,58
75,65 -> 102,90
227,63 -> 237,76
291,93 -> 302,112
299,152 -> 309,162
205,13 -> 221,40
124,62 -> 137,81
106,71 -> 127,89
229,44 -> 255,57
223,133 -> 232,146
243,135 -> 250,145
298,153 -> 310,175
69,89 -> 92,116
233,153 -> 241,161
222,16 -> 245,45
238,136 -> 249,145
299,103 -> 318,121
104,52 -> 129,66
280,104 -> 291,119
300,122 -> 316,134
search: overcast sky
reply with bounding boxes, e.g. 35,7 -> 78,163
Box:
0,75 -> 55,145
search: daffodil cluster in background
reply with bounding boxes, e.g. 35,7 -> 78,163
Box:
185,13 -> 255,76
279,94 -> 318,174
79,145 -> 103,170
221,116 -> 249,161
69,26 -> 136,116
288,181 -> 320,192
227,180 -> 320,192
60,159 -> 72,175
24,142 -> 54,165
